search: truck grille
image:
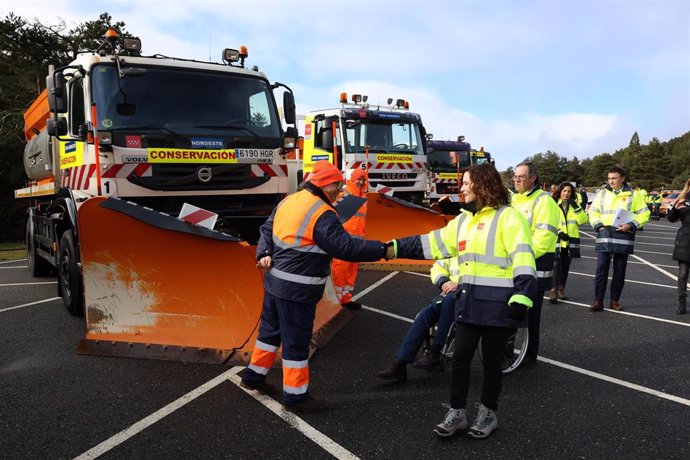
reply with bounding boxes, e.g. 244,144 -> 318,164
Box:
129,163 -> 269,191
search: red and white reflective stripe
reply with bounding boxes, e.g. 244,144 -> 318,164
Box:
101,163 -> 152,178
62,164 -> 97,190
250,164 -> 288,177
432,178 -> 458,184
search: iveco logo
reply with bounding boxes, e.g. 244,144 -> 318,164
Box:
197,167 -> 213,183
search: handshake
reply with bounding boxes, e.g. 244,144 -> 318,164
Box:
384,240 -> 397,260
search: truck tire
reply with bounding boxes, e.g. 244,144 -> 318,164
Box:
26,219 -> 51,277
58,231 -> 84,316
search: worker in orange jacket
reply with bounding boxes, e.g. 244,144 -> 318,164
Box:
332,168 -> 368,310
240,161 -> 391,413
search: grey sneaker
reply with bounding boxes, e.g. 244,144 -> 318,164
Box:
433,404 -> 467,437
467,403 -> 498,439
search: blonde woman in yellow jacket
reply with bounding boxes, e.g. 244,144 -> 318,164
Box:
548,182 -> 588,302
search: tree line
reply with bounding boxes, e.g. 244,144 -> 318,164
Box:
1,12 -> 689,241
501,131 -> 690,191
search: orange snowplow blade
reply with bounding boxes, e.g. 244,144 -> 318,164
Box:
362,193 -> 451,271
76,197 -> 350,364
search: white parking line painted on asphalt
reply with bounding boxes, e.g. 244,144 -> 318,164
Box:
580,255 -> 677,269
555,298 -> 690,327
362,305 -> 414,323
74,367 -> 244,460
227,372 -> 360,460
351,271 -> 399,301
0,258 -> 26,265
0,266 -> 28,270
568,271 -> 677,289
0,281 -> 57,287
0,297 -> 61,313
538,356 -> 690,408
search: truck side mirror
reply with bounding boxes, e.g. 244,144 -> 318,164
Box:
283,91 -> 296,125
46,72 -> 67,113
46,117 -> 68,137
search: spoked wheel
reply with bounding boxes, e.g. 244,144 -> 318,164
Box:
501,328 -> 529,374
475,327 -> 529,374
58,231 -> 84,317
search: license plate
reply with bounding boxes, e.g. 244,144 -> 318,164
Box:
382,173 -> 408,180
235,148 -> 275,163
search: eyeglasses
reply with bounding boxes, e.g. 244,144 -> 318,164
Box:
512,174 -> 530,180
335,182 -> 344,191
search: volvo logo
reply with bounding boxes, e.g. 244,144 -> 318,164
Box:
197,167 -> 213,183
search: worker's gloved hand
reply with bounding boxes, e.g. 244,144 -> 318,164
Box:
558,231 -> 570,242
507,302 -> 528,321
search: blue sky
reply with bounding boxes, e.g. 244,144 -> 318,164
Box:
8,0 -> 690,170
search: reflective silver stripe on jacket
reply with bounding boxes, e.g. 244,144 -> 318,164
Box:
268,267 -> 328,285
463,275 -> 514,287
273,198 -> 328,253
535,222 -> 558,234
433,229 -> 452,258
510,243 -> 535,259
273,235 -> 327,253
513,265 -> 537,277
527,192 -> 548,227
595,237 -> 634,246
536,270 -> 554,278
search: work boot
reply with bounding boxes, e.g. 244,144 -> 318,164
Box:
590,300 -> 604,311
548,288 -> 558,304
376,360 -> 407,381
412,345 -> 443,371
610,301 -> 622,311
342,301 -> 362,311
467,403 -> 498,439
677,296 -> 687,315
239,379 -> 277,396
433,404 -> 467,437
557,286 -> 567,300
283,395 -> 327,413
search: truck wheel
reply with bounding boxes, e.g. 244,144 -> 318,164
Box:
58,231 -> 84,316
26,219 -> 51,277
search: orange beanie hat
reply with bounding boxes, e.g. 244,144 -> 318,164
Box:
310,160 -> 343,187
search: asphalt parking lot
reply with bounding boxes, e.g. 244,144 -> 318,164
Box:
1,219 -> 689,459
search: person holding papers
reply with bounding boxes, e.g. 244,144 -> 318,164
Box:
588,166 -> 650,311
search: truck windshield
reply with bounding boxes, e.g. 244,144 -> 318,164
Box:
90,64 -> 281,138
343,120 -> 424,155
427,149 -> 471,173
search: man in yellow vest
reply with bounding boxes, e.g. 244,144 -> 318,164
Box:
589,166 -> 650,311
511,161 -> 560,367
240,160 -> 391,412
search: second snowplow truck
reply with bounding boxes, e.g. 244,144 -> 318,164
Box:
15,31 -> 346,364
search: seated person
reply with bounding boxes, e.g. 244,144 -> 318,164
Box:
376,258 -> 459,381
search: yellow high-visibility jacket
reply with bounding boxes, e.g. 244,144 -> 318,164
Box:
556,199 -> 588,258
396,205 -> 537,328
430,257 -> 461,288
511,185 -> 560,291
588,184 -> 650,254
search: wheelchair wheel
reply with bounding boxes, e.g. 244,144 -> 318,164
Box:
502,328 -> 529,374
440,332 -> 455,361
475,327 -> 529,374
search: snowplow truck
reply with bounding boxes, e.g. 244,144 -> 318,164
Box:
426,138 -> 494,209
15,31 -> 346,364
301,93 -> 429,204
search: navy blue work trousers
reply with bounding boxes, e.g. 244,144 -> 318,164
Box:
396,294 -> 456,363
594,251 -> 629,302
